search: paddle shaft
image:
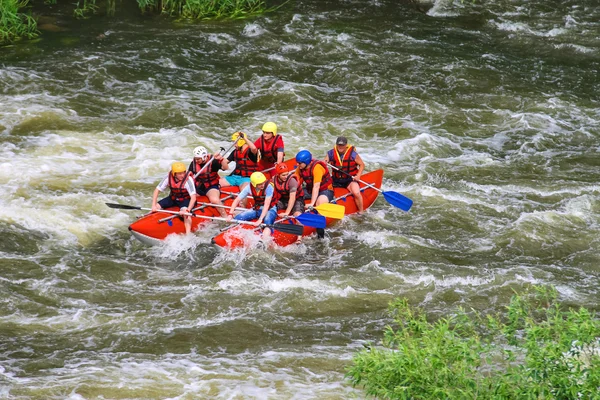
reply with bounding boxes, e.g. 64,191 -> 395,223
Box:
158,193 -> 237,223
329,165 -> 381,194
194,140 -> 237,179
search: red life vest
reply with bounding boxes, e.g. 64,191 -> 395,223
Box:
298,160 -> 333,193
169,172 -> 193,201
327,146 -> 359,180
189,160 -> 220,189
250,179 -> 274,210
256,135 -> 284,164
232,146 -> 259,177
273,174 -> 304,204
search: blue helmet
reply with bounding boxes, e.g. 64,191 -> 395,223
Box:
295,150 -> 312,164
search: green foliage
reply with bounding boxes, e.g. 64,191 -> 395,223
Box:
347,286 -> 600,399
0,0 -> 38,43
73,0 -> 99,19
135,0 -> 275,20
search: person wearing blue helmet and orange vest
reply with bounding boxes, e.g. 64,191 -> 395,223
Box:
324,136 -> 365,213
254,122 -> 284,171
189,146 -> 229,218
151,162 -> 197,234
294,150 -> 333,239
225,171 -> 278,241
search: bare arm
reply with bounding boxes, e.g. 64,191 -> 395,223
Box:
354,153 -> 365,180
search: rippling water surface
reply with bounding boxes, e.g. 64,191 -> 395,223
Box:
1,0 -> 599,398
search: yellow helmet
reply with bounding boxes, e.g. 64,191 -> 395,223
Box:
261,122 -> 277,136
250,172 -> 267,187
231,131 -> 246,147
171,162 -> 187,175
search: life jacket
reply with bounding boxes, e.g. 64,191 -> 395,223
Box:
327,146 -> 358,180
273,174 -> 304,204
256,135 -> 284,164
250,179 -> 274,210
189,160 -> 220,189
298,160 -> 333,193
232,146 -> 259,177
169,172 -> 193,202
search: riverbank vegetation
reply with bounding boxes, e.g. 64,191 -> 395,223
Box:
348,286 -> 600,399
0,0 -> 274,44
0,0 -> 38,43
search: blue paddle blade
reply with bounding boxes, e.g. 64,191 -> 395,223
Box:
383,191 -> 413,212
295,213 -> 326,228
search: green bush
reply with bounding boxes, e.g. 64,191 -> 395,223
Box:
347,286 -> 600,399
0,0 -> 37,43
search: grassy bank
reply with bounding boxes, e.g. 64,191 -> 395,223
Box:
1,0 -> 274,44
348,286 -> 600,399
0,0 -> 38,43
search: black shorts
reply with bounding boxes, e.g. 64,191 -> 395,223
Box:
333,178 -> 353,188
196,184 -> 220,196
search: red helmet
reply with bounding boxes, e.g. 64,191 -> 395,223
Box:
276,163 -> 289,175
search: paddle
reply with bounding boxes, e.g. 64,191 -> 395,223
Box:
194,139 -> 238,179
329,165 -> 413,212
106,203 -> 304,235
197,201 -> 326,229
192,214 -> 304,236
158,193 -> 237,223
308,203 -> 345,219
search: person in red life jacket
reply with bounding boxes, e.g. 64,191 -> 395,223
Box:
188,146 -> 229,218
220,131 -> 260,207
254,122 -> 284,171
225,172 -> 278,241
151,161 -> 197,234
273,163 -> 305,218
324,136 -> 365,214
295,150 -> 334,239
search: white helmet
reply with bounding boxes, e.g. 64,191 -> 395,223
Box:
193,146 -> 208,159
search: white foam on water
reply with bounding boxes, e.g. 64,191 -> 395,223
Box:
242,23 -> 267,37
217,272 -> 356,298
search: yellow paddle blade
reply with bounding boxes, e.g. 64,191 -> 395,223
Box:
314,203 -> 345,219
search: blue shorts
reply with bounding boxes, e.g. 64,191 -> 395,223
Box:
224,175 -> 251,187
234,206 -> 278,226
304,189 -> 334,202
158,197 -> 191,210
196,184 -> 220,196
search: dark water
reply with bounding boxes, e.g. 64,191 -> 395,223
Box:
1,0 -> 599,398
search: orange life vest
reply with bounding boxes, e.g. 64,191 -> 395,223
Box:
250,179 -> 274,210
232,146 -> 258,177
169,172 -> 193,201
327,146 -> 359,180
256,135 -> 284,164
273,174 -> 304,205
298,160 -> 333,193
189,160 -> 220,189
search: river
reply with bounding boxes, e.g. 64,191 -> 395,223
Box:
1,0 -> 599,398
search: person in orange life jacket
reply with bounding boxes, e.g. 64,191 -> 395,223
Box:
151,162 -> 197,234
254,122 -> 284,171
324,136 -> 365,213
220,131 -> 260,207
273,163 -> 305,218
295,150 -> 334,239
226,172 -> 278,241
188,146 -> 229,218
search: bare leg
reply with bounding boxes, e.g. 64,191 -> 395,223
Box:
239,181 -> 250,208
208,188 -> 227,218
348,181 -> 364,213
